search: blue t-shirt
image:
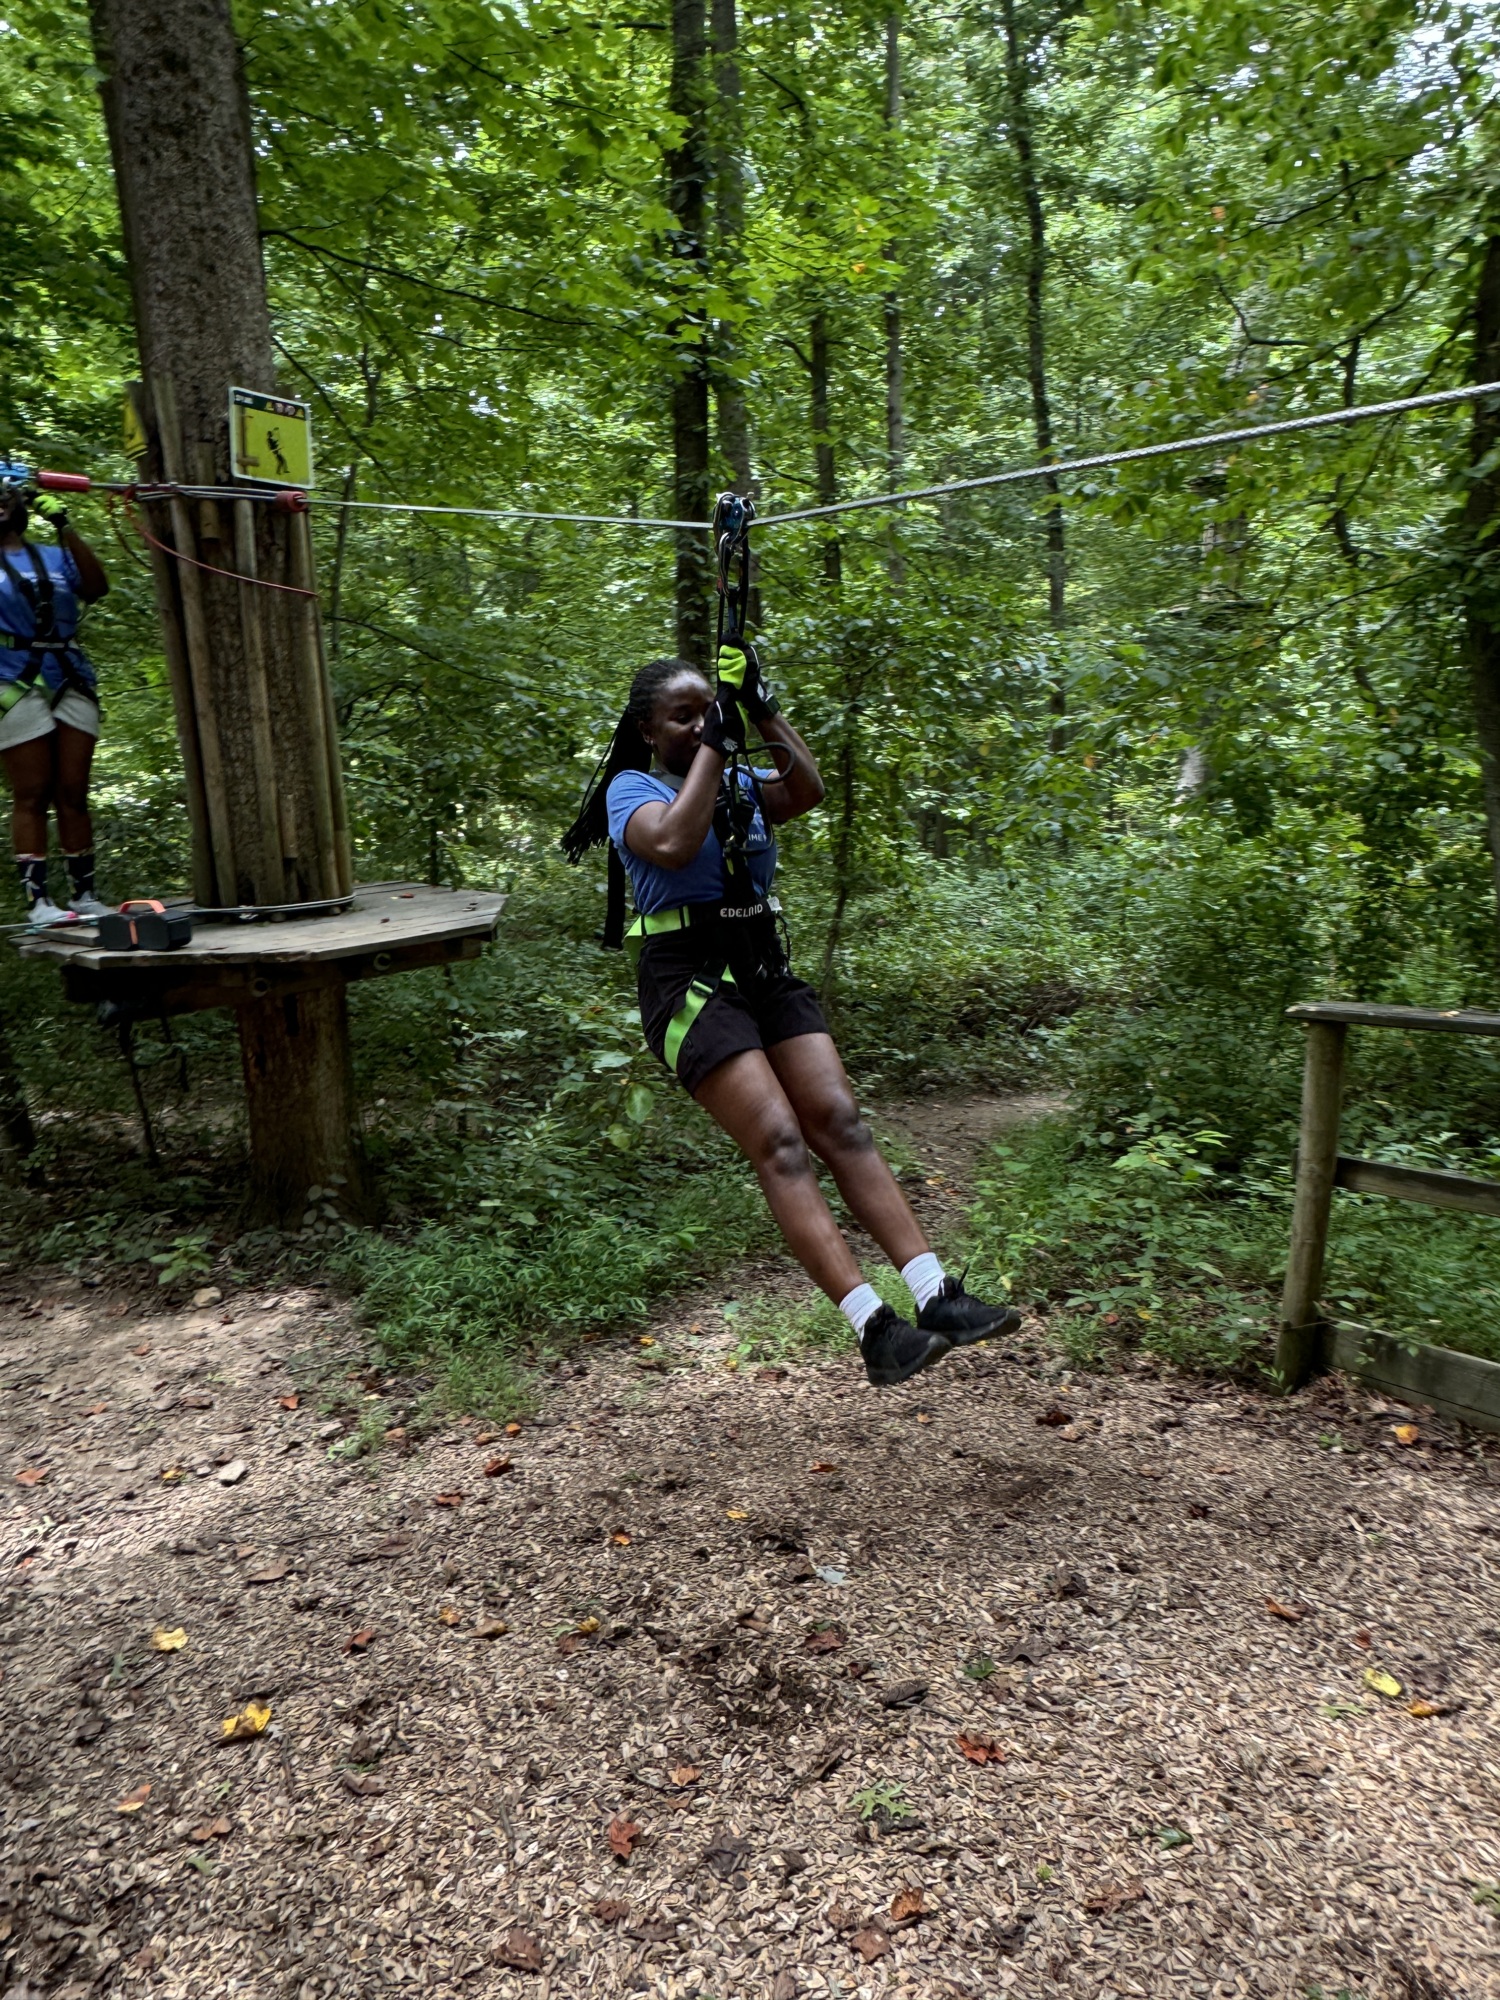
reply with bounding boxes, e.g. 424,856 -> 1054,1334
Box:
607,767 -> 777,915
0,542 -> 96,693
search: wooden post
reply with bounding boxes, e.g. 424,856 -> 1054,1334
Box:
1276,1020 -> 1347,1387
90,0 -> 364,1219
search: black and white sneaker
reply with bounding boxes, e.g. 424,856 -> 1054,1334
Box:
916,1275 -> 1022,1348
861,1304 -> 951,1387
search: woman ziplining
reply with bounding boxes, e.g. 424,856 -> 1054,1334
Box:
0,472 -> 111,930
564,495 -> 1021,1387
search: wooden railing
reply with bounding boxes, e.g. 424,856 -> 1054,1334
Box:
1277,1000 -> 1500,1433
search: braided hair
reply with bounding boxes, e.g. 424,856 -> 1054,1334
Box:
561,657 -> 701,948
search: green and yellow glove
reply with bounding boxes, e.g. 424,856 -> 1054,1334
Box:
31,492 -> 70,536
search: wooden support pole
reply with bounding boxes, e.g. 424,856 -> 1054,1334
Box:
237,979 -> 366,1221
1276,1020 -> 1347,1387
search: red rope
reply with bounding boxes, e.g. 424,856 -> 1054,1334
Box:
117,492 -> 318,599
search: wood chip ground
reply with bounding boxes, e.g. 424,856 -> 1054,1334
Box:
2,1111 -> 1497,1998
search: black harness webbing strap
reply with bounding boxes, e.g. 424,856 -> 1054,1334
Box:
0,544 -> 92,709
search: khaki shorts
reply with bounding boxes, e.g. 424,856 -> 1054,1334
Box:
0,686 -> 101,753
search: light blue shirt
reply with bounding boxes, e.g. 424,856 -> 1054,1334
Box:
0,542 -> 96,693
607,766 -> 776,915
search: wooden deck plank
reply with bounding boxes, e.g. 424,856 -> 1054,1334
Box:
1286,1000 -> 1500,1037
17,882 -> 504,974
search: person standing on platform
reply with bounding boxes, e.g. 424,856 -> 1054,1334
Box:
0,475 -> 111,928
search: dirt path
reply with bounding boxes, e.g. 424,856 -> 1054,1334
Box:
2,1103 -> 1498,2000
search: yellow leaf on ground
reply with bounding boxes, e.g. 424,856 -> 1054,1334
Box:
437,1606 -> 462,1626
1364,1668 -> 1403,1699
1391,1423 -> 1420,1446
577,1617 -> 600,1636
1407,1699 -> 1441,1718
117,1782 -> 151,1812
160,1466 -> 185,1485
726,1508 -> 748,1520
150,1627 -> 187,1652
220,1701 -> 272,1742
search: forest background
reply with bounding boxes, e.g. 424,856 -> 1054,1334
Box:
2,0 -> 1499,1407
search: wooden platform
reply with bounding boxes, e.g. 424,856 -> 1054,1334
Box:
17,880 -> 505,1015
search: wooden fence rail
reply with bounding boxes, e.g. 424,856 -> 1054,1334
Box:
1277,1000 -> 1500,1434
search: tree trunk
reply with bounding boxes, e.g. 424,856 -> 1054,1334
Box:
89,0 -> 364,1219
883,11 -> 906,587
1463,232 -> 1500,954
999,0 -> 1066,746
810,310 -> 842,590
711,0 -> 760,625
668,0 -> 713,669
238,984 -> 363,1218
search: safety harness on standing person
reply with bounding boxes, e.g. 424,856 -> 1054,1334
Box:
0,474 -> 96,714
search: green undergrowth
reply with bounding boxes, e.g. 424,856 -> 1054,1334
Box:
963,1115 -> 1500,1374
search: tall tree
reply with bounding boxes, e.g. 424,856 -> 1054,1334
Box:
1463,234 -> 1500,947
999,0 -> 1067,744
883,12 -> 906,586
668,0 -> 714,669
89,0 -> 360,1217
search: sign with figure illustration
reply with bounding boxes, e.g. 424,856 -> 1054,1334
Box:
228,387 -> 314,488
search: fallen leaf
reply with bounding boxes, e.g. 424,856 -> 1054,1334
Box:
278,1394 -> 300,1410
349,1534 -> 413,1563
1265,1598 -> 1308,1623
1354,1629 -> 1372,1647
160,1465 -> 185,1484
345,1628 -> 375,1653
1364,1667 -> 1403,1699
577,1616 -> 601,1636
1391,1423 -> 1420,1446
668,1764 -> 699,1787
83,1401 -> 107,1416
496,1920 -> 544,1968
133,1342 -> 151,1356
505,1422 -> 522,1437
216,1459 -> 247,1487
773,1973 -> 798,2000
432,1491 -> 465,1508
149,1626 -> 187,1652
610,1530 -> 632,1546
555,1633 -> 580,1656
246,1556 -> 292,1585
437,1606 -> 462,1626
14,1467 -> 47,1487
341,1771 -> 385,1798
915,1411 -> 931,1424
178,1390 -> 214,1409
593,1898 -> 630,1924
850,1926 -> 892,1964
957,1732 -> 1005,1765
607,1815 -> 642,1860
808,1461 -> 837,1474
116,1781 -> 152,1813
1407,1699 -> 1443,1718
474,1430 -> 499,1445
889,1886 -> 925,1926
473,1617 -> 509,1639
1036,1406 -> 1070,1427
220,1701 -> 272,1742
803,1624 -> 846,1654
1084,1878 -> 1146,1916
189,1816 -> 232,1842
483,1456 -> 513,1477
704,1829 -> 751,1880
726,1507 -> 748,1520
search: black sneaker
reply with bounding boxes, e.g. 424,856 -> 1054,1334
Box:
916,1275 -> 1022,1348
861,1304 -> 952,1387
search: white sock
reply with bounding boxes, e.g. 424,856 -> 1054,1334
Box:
839,1283 -> 883,1340
901,1252 -> 946,1312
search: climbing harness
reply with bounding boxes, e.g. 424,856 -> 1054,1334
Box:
0,542 -> 96,713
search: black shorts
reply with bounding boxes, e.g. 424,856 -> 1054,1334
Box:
636,932 -> 829,1097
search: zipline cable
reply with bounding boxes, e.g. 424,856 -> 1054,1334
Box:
12,380 -> 1500,533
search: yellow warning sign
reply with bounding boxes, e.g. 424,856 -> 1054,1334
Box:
228,387 -> 314,489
